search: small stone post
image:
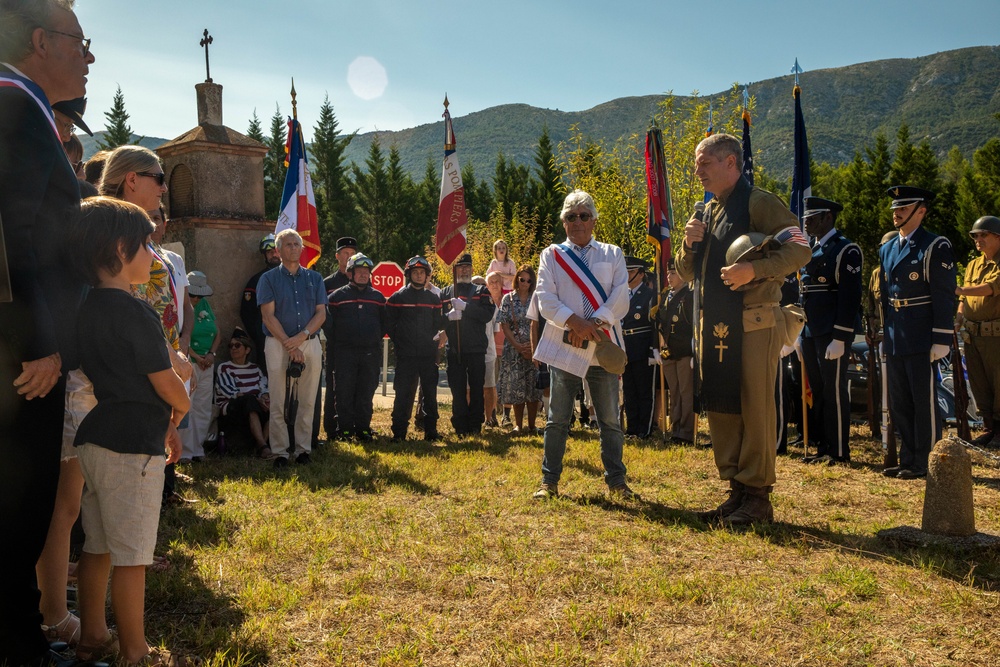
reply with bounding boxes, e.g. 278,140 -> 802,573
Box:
921,438 -> 976,536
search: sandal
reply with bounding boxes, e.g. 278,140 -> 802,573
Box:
132,648 -> 202,666
41,612 -> 81,647
148,555 -> 172,573
76,630 -> 119,662
257,444 -> 277,460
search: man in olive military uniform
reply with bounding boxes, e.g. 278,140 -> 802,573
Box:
621,256 -> 657,438
799,197 -> 863,465
677,134 -> 811,525
655,260 -> 695,443
878,185 -> 956,479
956,215 -> 1000,448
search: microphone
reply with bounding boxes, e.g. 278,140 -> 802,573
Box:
690,201 -> 707,257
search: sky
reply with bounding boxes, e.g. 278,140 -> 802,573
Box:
72,0 -> 1000,143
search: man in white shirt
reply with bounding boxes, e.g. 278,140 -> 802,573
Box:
533,190 -> 637,500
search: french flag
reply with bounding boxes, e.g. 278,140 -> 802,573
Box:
276,117 -> 321,268
436,97 -> 467,266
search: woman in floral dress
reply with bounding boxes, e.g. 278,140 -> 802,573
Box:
497,265 -> 542,433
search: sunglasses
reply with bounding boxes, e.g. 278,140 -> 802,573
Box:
229,342 -> 244,349
564,212 -> 592,223
136,171 -> 166,186
518,277 -> 532,283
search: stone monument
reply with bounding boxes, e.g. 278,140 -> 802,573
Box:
157,29 -> 271,344
922,438 -> 976,536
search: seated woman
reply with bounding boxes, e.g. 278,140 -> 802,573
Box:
215,328 -> 273,458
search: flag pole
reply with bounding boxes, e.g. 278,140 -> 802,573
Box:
791,59 -> 810,458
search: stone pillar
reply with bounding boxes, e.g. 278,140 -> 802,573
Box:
196,82 -> 223,126
921,438 -> 976,536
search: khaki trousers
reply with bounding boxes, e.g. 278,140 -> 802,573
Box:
966,333 -> 1000,424
705,307 -> 783,488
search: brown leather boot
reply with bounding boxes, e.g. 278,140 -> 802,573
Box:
723,485 -> 774,526
696,480 -> 745,521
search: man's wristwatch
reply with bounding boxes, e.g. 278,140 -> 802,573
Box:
302,328 -> 311,338
593,318 -> 607,328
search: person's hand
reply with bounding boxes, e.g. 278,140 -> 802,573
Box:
164,423 -> 182,464
565,314 -> 601,344
197,352 -> 214,370
930,344 -> 950,362
447,309 -> 463,321
684,213 -> 706,249
825,340 -> 846,360
955,312 -> 965,332
720,261 -> 755,290
780,344 -> 796,359
13,353 -> 62,400
282,332 -> 305,352
648,349 -> 662,366
794,336 -> 803,361
259,393 -> 270,410
289,347 -> 305,364
451,298 -> 466,312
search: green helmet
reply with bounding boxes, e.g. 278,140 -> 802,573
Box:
971,216 -> 1000,236
259,233 -> 276,252
725,233 -> 781,292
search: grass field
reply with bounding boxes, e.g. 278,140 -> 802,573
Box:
146,411 -> 1000,666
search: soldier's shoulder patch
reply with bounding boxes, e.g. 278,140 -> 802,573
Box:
244,292 -> 253,301
845,265 -> 860,274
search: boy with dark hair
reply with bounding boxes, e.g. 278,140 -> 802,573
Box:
70,197 -> 194,665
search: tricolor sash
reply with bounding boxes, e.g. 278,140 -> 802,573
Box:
0,64 -> 60,140
553,242 -> 623,347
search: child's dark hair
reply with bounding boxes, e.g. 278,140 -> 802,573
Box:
75,196 -> 155,285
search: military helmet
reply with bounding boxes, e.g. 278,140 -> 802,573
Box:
405,255 -> 431,277
725,233 -> 781,292
259,233 -> 276,253
971,216 -> 1000,237
346,252 -> 374,273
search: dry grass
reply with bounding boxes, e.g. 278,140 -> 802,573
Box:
148,414 -> 1000,666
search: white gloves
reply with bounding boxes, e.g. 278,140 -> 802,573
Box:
825,339 -> 846,360
647,349 -> 662,366
930,344 -> 950,362
447,309 -> 463,321
780,344 -> 796,359
451,298 -> 467,312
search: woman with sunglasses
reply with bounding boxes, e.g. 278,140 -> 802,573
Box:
498,265 -> 542,433
216,329 -> 272,458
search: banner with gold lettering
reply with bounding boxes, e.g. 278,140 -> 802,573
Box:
435,96 -> 467,266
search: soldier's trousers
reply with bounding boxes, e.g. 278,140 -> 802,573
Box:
886,352 -> 941,473
622,360 -> 654,436
801,333 -> 852,460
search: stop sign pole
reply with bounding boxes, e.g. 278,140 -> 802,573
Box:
370,262 -> 405,395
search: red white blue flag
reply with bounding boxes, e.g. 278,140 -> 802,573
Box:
276,117 -> 320,268
644,126 -> 673,278
436,98 -> 467,266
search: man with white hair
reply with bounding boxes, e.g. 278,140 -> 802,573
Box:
257,229 -> 327,468
1,1 -> 96,662
533,190 -> 636,500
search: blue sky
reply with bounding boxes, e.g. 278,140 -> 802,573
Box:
73,0 -> 999,142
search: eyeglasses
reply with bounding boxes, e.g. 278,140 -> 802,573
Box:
564,212 -> 592,223
136,171 -> 166,186
229,342 -> 244,349
45,29 -> 91,57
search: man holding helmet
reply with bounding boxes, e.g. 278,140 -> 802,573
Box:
956,215 -> 1000,448
327,252 -> 387,442
387,256 -> 444,441
677,133 -> 810,525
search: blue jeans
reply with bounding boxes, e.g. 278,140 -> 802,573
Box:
542,365 -> 626,487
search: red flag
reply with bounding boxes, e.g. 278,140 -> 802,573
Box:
436,99 -> 467,265
644,127 -> 673,277
276,117 -> 320,268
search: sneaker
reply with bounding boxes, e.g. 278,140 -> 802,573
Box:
532,483 -> 558,499
608,483 -> 640,500
273,457 -> 289,469
295,453 -> 311,465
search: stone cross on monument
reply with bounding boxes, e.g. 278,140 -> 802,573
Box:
200,29 -> 213,82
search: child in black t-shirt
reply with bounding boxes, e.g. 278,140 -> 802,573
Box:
70,197 -> 192,666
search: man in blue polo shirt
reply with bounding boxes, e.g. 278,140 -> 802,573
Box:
258,229 -> 327,468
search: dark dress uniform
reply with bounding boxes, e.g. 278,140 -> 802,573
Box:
241,266 -> 272,367
328,281 -> 386,439
387,283 -> 443,440
621,280 -> 657,436
321,270 -> 349,434
441,280 -> 496,435
879,220 -> 956,475
800,230 -> 863,461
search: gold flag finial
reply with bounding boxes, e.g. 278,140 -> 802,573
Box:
443,94 -> 449,110
290,78 -> 297,119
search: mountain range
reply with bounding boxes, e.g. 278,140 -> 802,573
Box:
81,45 -> 1000,182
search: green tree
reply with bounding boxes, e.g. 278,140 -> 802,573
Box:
97,85 -> 137,149
351,134 -> 391,259
384,144 -> 418,262
311,95 -> 357,274
263,105 -> 287,220
528,126 -> 564,242
413,157 -> 441,262
246,110 -> 265,144
460,163 -> 492,223
493,152 -> 530,221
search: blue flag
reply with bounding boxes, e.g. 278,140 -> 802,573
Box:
790,83 -> 811,227
741,108 -> 754,187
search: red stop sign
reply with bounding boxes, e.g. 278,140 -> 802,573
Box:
370,261 -> 405,299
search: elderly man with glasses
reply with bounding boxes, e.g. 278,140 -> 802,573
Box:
0,0 -> 96,663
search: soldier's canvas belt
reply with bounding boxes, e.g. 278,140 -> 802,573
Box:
965,319 -> 1000,336
889,296 -> 932,310
622,326 -> 654,335
800,284 -> 837,293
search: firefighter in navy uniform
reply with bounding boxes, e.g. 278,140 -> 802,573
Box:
327,253 -> 387,442
798,197 -> 863,465
878,186 -> 957,479
321,236 -> 359,435
387,256 -> 444,442
621,256 -> 658,438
